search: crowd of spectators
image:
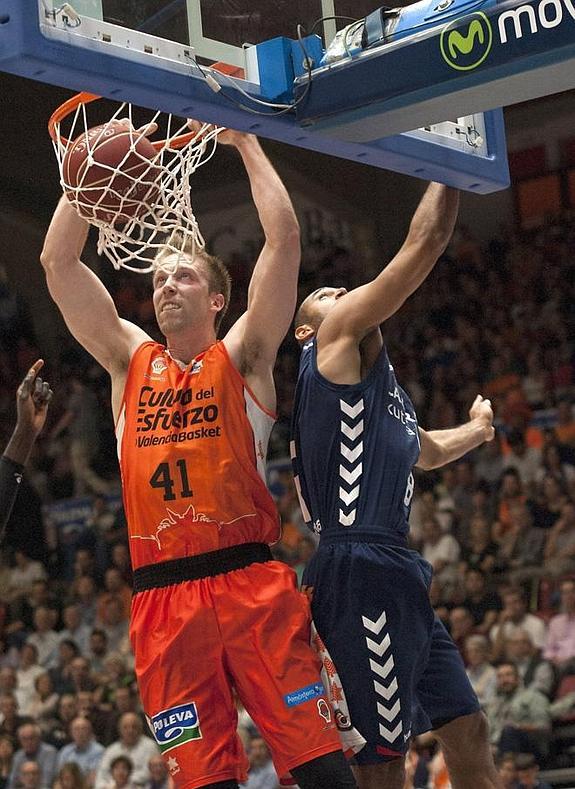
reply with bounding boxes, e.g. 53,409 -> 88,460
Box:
0,207 -> 575,787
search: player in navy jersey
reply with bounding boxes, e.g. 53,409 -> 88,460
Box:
291,183 -> 501,789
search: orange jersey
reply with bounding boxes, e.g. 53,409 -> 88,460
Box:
117,341 -> 280,570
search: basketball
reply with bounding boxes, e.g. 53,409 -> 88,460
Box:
62,120 -> 162,225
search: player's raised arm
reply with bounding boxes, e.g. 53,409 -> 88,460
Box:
222,132 -> 300,366
40,197 -> 148,373
319,182 -> 459,343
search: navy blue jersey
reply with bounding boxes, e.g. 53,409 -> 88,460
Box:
291,340 -> 420,540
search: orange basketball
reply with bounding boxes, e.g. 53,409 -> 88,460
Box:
62,121 -> 161,225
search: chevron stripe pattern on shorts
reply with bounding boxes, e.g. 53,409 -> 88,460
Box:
362,609 -> 404,744
339,398 -> 364,526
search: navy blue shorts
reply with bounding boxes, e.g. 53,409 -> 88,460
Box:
303,531 -> 479,766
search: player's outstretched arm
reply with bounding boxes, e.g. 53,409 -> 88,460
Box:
40,197 -> 148,373
1,360 -> 52,539
416,395 -> 494,470
221,132 -> 300,365
320,183 -> 459,344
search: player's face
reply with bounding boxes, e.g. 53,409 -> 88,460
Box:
152,256 -> 213,335
298,286 -> 348,339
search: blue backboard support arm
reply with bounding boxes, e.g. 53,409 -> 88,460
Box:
0,0 -> 510,193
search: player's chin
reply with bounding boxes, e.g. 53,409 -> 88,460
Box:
157,312 -> 182,332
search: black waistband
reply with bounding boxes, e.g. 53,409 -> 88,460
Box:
318,528 -> 408,548
133,542 -> 273,592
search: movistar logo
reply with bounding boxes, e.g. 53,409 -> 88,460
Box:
440,12 -> 493,70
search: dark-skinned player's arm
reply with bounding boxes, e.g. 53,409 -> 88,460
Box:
1,361 -> 52,539
417,395 -> 495,470
319,183 -> 459,346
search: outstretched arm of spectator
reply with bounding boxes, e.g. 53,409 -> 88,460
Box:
1,360 -> 52,538
416,395 -> 494,470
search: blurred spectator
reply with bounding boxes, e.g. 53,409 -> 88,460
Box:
243,736 -> 280,789
504,630 -> 556,698
15,761 -> 48,789
0,695 -> 29,742
56,716 -> 104,785
535,444 -> 575,493
49,640 -> 80,696
474,435 -> 505,491
448,607 -> 475,658
496,752 -> 517,789
502,430 -> 541,491
94,713 -> 158,789
542,577 -> 575,671
26,609 -> 59,670
58,605 -> 91,657
514,752 -> 552,789
8,723 -> 57,789
95,601 -> 129,659
68,658 -> 97,695
142,755 -> 169,789
0,735 -> 14,789
15,646 -> 44,717
71,577 -> 98,630
109,545 -> 131,588
486,663 -> 551,765
96,570 -> 131,625
542,501 -> 575,577
496,469 -> 526,540
427,745 -> 451,789
498,504 -> 546,586
534,475 -> 570,530
421,518 -> 460,600
50,375 -> 110,497
490,588 -> 547,661
0,673 -> 17,701
44,694 -> 77,750
75,691 -> 116,748
464,634 -> 497,708
459,516 -> 498,576
53,762 -> 88,789
86,631 -> 109,680
6,553 -> 46,607
105,755 -> 136,789
461,568 -> 502,635
554,400 -> 575,448
26,674 -> 59,735
5,581 -> 58,650
94,656 -> 135,708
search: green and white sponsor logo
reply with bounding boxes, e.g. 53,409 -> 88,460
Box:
440,12 -> 493,70
150,702 -> 202,754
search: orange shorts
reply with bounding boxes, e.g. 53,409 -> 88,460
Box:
131,559 -> 341,788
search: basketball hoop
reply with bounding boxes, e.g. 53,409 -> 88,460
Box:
48,92 -> 222,273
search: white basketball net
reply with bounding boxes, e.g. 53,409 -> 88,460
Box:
51,99 -> 221,273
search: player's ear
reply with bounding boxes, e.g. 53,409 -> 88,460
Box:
211,293 -> 225,313
295,323 -> 314,342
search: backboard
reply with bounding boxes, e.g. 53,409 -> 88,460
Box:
1,0 -> 514,192
64,1 -> 381,69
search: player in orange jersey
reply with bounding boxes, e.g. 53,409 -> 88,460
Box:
40,128 -> 356,789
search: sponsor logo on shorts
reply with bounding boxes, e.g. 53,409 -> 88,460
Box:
150,702 -> 202,753
284,683 -> 325,707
